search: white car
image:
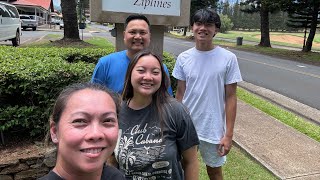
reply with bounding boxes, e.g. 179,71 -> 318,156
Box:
28,15 -> 44,25
20,15 -> 37,31
51,18 -> 60,25
0,2 -> 21,46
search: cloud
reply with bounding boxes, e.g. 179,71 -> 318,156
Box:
53,0 -> 61,6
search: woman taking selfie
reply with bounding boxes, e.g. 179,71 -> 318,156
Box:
38,82 -> 125,180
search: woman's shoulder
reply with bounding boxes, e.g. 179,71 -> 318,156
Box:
102,165 -> 125,180
164,98 -> 189,114
37,171 -> 63,180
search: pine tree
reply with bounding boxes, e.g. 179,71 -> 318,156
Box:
283,0 -> 320,52
240,0 -> 282,47
190,0 -> 219,18
269,11 -> 288,31
232,0 -> 241,30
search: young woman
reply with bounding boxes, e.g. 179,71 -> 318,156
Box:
114,50 -> 200,180
38,82 -> 125,180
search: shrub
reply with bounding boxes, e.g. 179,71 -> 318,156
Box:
0,45 -> 177,139
163,52 -> 177,93
0,46 -> 113,137
220,14 -> 234,33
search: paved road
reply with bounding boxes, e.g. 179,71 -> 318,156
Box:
0,28 -> 61,46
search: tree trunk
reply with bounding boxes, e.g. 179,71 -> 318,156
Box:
183,27 -> 187,36
303,1 -> 319,52
259,4 -> 271,47
61,0 -> 80,40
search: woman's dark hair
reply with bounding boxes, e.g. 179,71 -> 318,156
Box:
51,82 -> 121,125
122,50 -> 170,131
191,8 -> 221,29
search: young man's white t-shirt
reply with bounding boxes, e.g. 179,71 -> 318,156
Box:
172,46 -> 242,144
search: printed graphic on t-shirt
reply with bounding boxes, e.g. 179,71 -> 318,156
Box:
117,123 -> 173,179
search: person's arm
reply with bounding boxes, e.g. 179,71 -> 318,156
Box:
163,64 -> 174,96
218,83 -> 237,156
91,59 -> 107,85
181,145 -> 199,180
175,80 -> 186,102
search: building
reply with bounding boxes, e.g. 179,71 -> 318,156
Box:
1,0 -> 54,24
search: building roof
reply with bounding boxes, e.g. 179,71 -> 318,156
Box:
11,0 -> 53,10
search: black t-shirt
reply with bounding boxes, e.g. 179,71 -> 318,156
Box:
115,99 -> 199,179
37,165 -> 125,180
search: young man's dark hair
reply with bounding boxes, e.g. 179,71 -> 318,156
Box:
191,8 -> 221,29
124,14 -> 150,30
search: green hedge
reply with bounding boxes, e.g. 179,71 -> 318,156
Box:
163,52 -> 177,93
0,46 -> 177,138
0,46 -> 113,137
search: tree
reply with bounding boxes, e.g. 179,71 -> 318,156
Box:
282,0 -> 320,52
269,11 -> 288,31
220,0 -> 232,17
61,0 -> 80,41
190,0 -> 219,18
219,14 -> 234,33
78,0 -> 90,22
240,0 -> 282,47
231,0 -> 241,30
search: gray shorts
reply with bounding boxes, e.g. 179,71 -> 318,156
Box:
199,140 -> 226,168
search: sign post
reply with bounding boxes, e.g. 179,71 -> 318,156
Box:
102,0 -> 181,16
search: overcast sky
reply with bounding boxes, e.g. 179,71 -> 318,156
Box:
53,0 -> 60,6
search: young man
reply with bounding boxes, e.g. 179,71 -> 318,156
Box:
172,9 -> 242,180
91,14 -> 173,95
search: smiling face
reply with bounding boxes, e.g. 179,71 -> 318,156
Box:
131,54 -> 162,100
192,22 -> 218,50
123,19 -> 151,54
50,89 -> 118,175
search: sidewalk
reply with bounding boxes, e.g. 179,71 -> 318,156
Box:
235,82 -> 320,179
37,24 -> 61,31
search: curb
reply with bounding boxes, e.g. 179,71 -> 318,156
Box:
238,81 -> 320,125
232,140 -> 282,179
37,28 -> 61,32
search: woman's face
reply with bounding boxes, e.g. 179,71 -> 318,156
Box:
50,89 -> 118,174
131,55 -> 162,99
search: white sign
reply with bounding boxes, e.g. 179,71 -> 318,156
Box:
102,0 -> 181,16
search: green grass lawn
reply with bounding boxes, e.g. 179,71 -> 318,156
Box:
20,35 -> 112,49
199,146 -> 277,180
216,31 -> 320,41
85,37 -> 115,48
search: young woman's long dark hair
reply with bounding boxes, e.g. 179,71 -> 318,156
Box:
122,50 -> 171,131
